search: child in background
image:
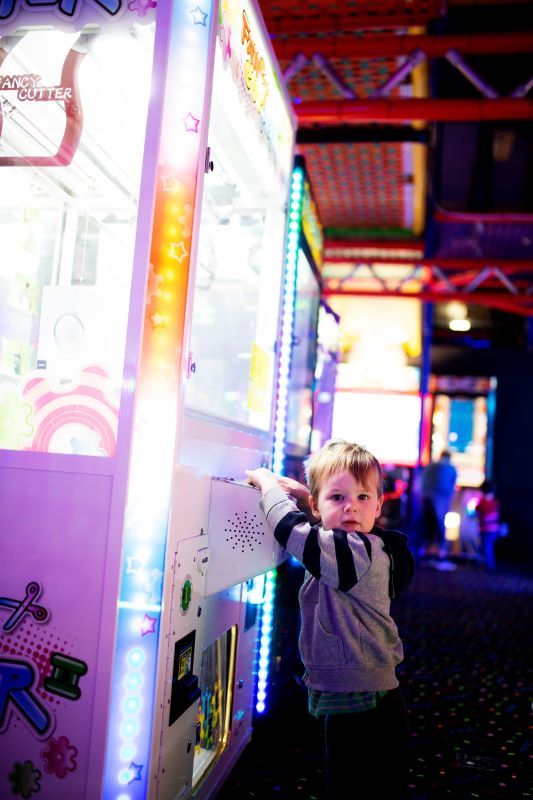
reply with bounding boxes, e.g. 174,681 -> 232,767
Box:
476,480 -> 501,571
246,439 -> 414,800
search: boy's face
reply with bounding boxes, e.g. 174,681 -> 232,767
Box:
310,469 -> 383,534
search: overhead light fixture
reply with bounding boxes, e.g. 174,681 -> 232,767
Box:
449,318 -> 471,332
445,300 -> 470,332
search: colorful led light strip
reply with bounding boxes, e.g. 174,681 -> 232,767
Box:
103,4 -> 214,797
272,166 -> 304,477
262,166 -> 304,715
255,569 -> 276,714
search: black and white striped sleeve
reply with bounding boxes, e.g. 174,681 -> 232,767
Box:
259,486 -> 372,591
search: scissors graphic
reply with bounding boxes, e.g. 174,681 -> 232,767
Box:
0,582 -> 49,632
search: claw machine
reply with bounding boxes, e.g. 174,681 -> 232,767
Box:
0,1 -> 295,799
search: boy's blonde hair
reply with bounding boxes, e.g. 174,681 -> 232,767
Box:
304,439 -> 383,500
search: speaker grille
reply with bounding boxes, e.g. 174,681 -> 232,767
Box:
224,510 -> 266,552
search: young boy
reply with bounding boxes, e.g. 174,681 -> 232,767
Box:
246,439 -> 414,800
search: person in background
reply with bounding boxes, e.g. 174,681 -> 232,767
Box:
475,480 -> 501,571
246,439 -> 414,800
420,450 -> 457,563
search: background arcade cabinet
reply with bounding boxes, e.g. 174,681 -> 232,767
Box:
327,294 -> 424,531
426,374 -> 497,557
0,2 -> 294,799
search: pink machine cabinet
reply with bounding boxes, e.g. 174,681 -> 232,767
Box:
0,2 -> 295,799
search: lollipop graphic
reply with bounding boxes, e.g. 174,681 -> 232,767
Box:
22,366 -> 119,456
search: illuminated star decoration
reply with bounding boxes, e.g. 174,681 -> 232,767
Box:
149,310 -> 166,328
133,419 -> 150,440
144,568 -> 164,604
178,204 -> 193,238
128,762 -> 144,784
140,614 -> 157,636
169,241 -> 188,263
190,5 -> 208,26
182,112 -> 200,133
146,267 -> 164,307
126,555 -> 148,575
223,25 -> 232,60
161,173 -> 183,194
155,361 -> 178,385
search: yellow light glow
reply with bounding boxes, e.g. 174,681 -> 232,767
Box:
446,301 -> 468,320
444,511 -> 461,541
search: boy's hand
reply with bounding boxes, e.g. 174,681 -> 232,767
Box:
278,476 -> 319,522
245,468 -> 280,495
277,476 -> 311,503
246,471 -> 319,523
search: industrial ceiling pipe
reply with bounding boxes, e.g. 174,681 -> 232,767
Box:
266,8 -> 448,36
273,32 -> 533,61
296,98 -> 533,124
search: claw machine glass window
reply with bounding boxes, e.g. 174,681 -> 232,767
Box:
193,626 -> 238,790
0,24 -> 156,455
184,2 -> 293,432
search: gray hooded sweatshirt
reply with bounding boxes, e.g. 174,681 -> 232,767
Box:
259,486 -> 412,692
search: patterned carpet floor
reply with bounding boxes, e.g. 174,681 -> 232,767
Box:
216,561 -> 532,799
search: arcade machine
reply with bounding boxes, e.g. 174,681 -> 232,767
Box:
0,2 -> 294,800
427,374 -> 497,556
274,155 -> 323,483
328,296 -> 423,529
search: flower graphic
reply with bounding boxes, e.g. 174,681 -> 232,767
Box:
128,0 -> 157,17
8,761 -> 41,798
0,393 -> 33,450
41,736 -> 78,779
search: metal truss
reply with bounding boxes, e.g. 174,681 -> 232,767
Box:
321,256 -> 533,315
280,32 -> 533,125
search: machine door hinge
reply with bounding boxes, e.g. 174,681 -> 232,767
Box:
204,146 -> 214,173
186,351 -> 196,379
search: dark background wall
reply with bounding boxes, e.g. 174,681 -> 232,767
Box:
431,345 -> 533,565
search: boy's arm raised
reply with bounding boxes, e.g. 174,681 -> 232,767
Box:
251,479 -> 372,592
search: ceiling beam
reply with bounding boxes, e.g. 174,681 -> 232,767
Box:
297,125 -> 430,144
264,8 -> 444,36
296,98 -> 533,125
321,288 -> 533,316
322,257 -> 533,270
273,32 -> 533,61
434,209 -> 533,225
325,239 -> 424,252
